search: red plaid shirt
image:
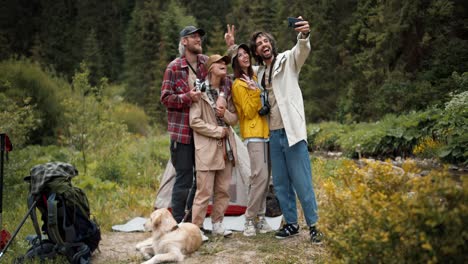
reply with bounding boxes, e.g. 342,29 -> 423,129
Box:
161,54 -> 208,144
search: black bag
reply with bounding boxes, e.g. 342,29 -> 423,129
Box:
265,184 -> 282,217
22,162 -> 101,264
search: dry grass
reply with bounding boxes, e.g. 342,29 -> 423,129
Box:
92,227 -> 329,264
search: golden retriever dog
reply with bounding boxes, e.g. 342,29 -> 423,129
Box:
135,208 -> 203,264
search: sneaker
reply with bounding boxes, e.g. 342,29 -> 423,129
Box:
212,222 -> 232,237
309,226 -> 323,244
256,216 -> 272,233
200,229 -> 209,242
275,223 -> 299,239
243,219 -> 256,237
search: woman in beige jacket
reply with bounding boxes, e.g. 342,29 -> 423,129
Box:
189,54 -> 238,238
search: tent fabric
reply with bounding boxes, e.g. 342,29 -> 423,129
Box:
154,131 -> 250,216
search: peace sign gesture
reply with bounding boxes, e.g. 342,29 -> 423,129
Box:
240,74 -> 258,90
224,24 -> 236,47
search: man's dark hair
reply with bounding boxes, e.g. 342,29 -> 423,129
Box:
249,31 -> 278,65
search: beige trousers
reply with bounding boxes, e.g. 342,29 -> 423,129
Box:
245,141 -> 270,220
191,162 -> 233,227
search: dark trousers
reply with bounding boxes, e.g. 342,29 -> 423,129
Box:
170,139 -> 196,223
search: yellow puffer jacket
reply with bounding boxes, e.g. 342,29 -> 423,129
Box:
232,76 -> 269,139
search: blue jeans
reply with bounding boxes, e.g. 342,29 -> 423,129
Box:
270,129 -> 318,226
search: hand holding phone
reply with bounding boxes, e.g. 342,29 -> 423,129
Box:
287,17 -> 303,28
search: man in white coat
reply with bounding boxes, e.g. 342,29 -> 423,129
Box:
225,16 -> 323,243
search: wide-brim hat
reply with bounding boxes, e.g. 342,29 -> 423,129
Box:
206,54 -> 231,72
180,26 -> 206,37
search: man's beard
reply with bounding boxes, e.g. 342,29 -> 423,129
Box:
260,46 -> 274,61
187,44 -> 202,55
261,53 -> 273,60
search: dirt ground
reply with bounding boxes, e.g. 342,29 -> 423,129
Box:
91,229 -> 326,264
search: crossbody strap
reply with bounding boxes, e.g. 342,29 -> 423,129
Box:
261,57 -> 276,89
187,61 -> 198,77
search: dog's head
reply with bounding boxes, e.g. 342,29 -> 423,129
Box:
145,208 -> 178,233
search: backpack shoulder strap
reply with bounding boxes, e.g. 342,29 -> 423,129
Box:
46,193 -> 65,245
70,187 -> 91,218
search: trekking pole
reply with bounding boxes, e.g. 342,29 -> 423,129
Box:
0,133 -> 12,249
0,199 -> 37,259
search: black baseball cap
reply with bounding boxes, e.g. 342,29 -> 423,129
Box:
180,26 -> 206,37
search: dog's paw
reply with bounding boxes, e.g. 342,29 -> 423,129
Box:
136,242 -> 144,250
142,253 -> 152,260
141,258 -> 156,264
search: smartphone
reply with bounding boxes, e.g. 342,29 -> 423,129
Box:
287,17 -> 303,28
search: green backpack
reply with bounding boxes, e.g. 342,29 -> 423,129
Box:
22,162 -> 101,264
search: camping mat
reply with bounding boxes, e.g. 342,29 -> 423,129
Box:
112,217 -> 147,232
203,215 -> 282,232
111,215 -> 283,232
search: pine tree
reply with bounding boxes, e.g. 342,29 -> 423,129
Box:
207,23 -> 230,55
179,0 -> 232,49
82,28 -> 104,86
124,0 -> 164,104
123,0 -> 196,124
36,0 -> 78,78
75,0 -> 135,82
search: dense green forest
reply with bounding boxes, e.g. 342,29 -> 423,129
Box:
1,0 -> 467,144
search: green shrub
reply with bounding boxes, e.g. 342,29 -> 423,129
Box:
321,159 -> 467,263
308,122 -> 347,151
435,89 -> 468,164
3,145 -> 73,186
0,59 -> 69,144
113,102 -> 150,136
372,111 -> 439,158
337,122 -> 385,158
311,110 -> 442,160
0,93 -> 37,147
89,133 -> 169,185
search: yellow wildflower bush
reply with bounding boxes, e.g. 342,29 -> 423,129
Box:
320,159 -> 467,263
413,136 -> 443,159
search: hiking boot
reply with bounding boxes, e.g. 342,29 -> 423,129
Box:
199,229 -> 209,242
212,222 -> 232,237
275,223 -> 299,239
310,226 -> 323,244
243,219 -> 256,237
256,216 -> 272,233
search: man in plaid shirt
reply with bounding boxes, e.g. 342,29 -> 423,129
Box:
160,26 -> 207,223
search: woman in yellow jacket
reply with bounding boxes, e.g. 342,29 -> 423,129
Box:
230,43 -> 272,236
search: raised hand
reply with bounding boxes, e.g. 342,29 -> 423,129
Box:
294,16 -> 310,35
240,74 -> 258,90
224,24 -> 236,47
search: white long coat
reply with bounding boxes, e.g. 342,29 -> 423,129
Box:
255,34 -> 311,147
